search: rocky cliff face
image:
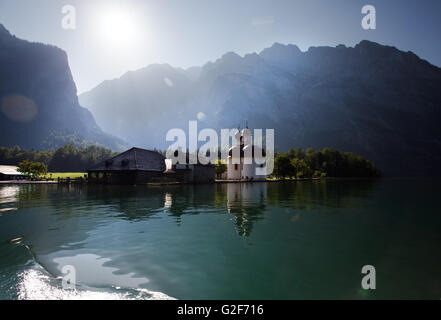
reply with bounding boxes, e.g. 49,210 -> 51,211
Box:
79,40 -> 441,176
0,24 -> 126,151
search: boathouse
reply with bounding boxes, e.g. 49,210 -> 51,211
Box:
88,147 -> 215,185
0,165 -> 24,181
88,147 -> 166,185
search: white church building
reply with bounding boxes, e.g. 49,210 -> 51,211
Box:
227,126 -> 267,181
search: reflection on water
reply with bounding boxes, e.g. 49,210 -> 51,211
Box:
164,193 -> 172,208
79,183 -> 268,236
226,183 -> 266,236
0,186 -> 19,213
0,180 -> 440,299
266,180 -> 377,210
0,181 -> 377,235
0,184 -> 52,213
0,186 -> 19,203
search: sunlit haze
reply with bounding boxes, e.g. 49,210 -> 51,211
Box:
95,3 -> 146,51
0,0 -> 440,93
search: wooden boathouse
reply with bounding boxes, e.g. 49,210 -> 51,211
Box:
88,147 -> 166,185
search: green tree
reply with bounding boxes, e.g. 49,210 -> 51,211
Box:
274,154 -> 295,179
215,160 -> 227,179
291,158 -> 312,178
17,160 -> 48,177
313,170 -> 327,178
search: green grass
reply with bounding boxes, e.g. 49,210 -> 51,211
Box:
47,172 -> 86,179
267,177 -> 297,181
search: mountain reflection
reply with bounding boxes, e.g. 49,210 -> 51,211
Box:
266,180 -> 377,210
0,179 -> 378,240
0,179 -> 382,287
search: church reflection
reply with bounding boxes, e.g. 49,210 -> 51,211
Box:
14,183 -> 267,238
14,179 -> 376,239
0,180 -> 379,258
83,182 -> 269,236
225,183 -> 267,236
162,183 -> 267,236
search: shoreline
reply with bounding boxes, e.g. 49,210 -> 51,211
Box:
214,177 -> 323,184
0,180 -> 58,185
0,177 -> 382,186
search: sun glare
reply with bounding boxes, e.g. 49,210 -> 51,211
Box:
96,5 -> 139,49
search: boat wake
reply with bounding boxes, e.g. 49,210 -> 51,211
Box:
11,242 -> 176,300
17,264 -> 176,300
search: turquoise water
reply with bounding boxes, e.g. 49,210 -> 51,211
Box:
0,180 -> 440,299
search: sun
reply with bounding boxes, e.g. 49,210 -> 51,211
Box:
96,5 -> 139,49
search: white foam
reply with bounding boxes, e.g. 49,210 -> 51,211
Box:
17,268 -> 175,300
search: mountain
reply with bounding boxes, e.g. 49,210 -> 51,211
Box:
0,24 -> 126,151
79,64 -> 195,148
79,40 -> 441,176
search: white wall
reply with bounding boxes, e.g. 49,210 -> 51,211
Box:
227,156 -> 241,180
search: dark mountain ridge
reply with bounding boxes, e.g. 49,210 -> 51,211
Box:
78,40 -> 441,176
0,24 -> 126,151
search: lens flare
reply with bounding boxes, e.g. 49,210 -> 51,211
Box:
1,95 -> 38,122
163,78 -> 173,87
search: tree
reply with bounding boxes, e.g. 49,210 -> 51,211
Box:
291,158 -> 312,178
313,170 -> 327,178
274,154 -> 295,179
17,160 -> 32,176
0,144 -> 118,172
17,160 -> 48,178
215,160 -> 227,179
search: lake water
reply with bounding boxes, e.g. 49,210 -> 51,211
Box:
0,180 -> 440,300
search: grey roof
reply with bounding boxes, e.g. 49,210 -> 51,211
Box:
88,148 -> 166,172
0,165 -> 23,175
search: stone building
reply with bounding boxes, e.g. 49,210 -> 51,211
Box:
88,147 -> 215,185
88,147 -> 166,185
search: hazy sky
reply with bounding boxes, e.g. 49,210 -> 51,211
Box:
0,0 -> 440,93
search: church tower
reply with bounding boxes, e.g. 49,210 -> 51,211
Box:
227,123 -> 267,181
